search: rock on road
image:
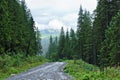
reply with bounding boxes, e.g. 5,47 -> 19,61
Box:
6,62 -> 72,80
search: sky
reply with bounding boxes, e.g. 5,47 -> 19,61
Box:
25,0 -> 97,31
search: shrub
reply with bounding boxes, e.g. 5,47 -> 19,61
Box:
12,53 -> 24,67
64,60 -> 120,80
0,54 -> 13,72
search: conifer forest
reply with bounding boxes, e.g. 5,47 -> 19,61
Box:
0,0 -> 120,79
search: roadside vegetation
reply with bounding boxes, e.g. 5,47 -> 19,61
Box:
0,54 -> 48,80
64,60 -> 120,80
0,0 -> 44,79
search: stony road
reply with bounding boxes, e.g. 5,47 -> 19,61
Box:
6,62 -> 71,80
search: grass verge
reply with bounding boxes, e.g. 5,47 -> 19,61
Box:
64,60 -> 120,80
0,55 -> 48,80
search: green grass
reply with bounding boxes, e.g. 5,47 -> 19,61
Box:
64,60 -> 120,80
0,56 -> 48,80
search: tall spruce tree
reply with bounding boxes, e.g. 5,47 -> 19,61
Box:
36,27 -> 42,55
0,0 -> 10,54
100,11 -> 120,67
57,27 -> 65,59
93,0 -> 120,66
93,0 -> 109,65
46,36 -> 58,60
76,6 -> 84,59
63,29 -> 71,59
46,35 -> 53,58
70,28 -> 77,58
81,11 -> 93,63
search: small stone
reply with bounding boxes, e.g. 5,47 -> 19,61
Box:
11,74 -> 16,77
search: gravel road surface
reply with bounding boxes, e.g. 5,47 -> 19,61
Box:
6,62 -> 71,80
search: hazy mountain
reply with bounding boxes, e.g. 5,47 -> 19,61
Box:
40,29 -> 60,55
40,29 -> 60,35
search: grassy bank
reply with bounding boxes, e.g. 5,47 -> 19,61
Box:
0,55 -> 48,80
64,60 -> 120,80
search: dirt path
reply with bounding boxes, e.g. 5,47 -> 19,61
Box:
6,62 -> 71,80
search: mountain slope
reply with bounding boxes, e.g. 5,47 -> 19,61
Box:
40,29 -> 60,54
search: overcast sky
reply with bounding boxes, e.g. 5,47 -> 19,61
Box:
25,0 -> 97,31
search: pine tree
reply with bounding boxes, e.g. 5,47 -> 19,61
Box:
69,28 -> 77,59
57,27 -> 65,59
63,29 -> 71,59
76,6 -> 94,63
100,11 -> 120,67
46,35 -> 53,58
76,6 -> 84,59
93,0 -> 109,65
81,11 -> 93,63
0,0 -> 10,54
46,36 -> 58,60
92,0 -> 120,66
36,28 -> 42,55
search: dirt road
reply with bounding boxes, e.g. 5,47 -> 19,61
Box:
6,62 -> 71,80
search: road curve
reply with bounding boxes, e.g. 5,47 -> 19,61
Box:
6,62 -> 71,80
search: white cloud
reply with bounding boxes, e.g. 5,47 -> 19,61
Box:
26,0 -> 97,13
48,19 -> 63,29
26,0 -> 80,11
62,13 -> 78,22
35,22 -> 47,30
49,19 -> 70,31
25,0 -> 97,31
35,19 -> 69,31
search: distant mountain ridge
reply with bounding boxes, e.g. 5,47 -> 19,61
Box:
40,29 -> 60,54
40,29 -> 60,35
